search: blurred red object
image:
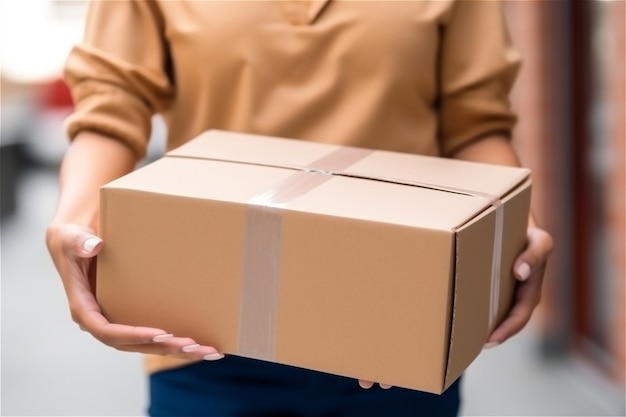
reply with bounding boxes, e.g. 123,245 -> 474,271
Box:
38,78 -> 73,109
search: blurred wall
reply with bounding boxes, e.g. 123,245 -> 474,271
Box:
504,0 -> 625,386
606,0 -> 626,384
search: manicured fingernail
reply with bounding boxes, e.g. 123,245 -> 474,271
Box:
182,344 -> 200,352
359,380 -> 374,389
82,237 -> 102,253
484,342 -> 500,349
516,262 -> 531,281
379,384 -> 393,389
203,353 -> 224,361
152,334 -> 174,343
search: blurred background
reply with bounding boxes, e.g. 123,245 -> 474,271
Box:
1,1 -> 624,416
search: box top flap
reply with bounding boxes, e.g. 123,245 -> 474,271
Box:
105,130 -> 530,230
343,151 -> 530,202
168,130 -> 339,168
168,130 -> 530,199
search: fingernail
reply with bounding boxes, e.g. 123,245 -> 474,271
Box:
82,237 -> 102,253
359,380 -> 374,389
484,342 -> 500,349
379,383 -> 393,389
203,353 -> 224,361
181,344 -> 200,353
152,334 -> 174,343
516,262 -> 531,281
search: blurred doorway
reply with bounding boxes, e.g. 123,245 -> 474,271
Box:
569,0 -> 625,384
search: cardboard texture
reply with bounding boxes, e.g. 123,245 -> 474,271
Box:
97,130 -> 531,393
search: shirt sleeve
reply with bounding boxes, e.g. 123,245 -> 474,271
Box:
63,0 -> 173,159
438,0 -> 521,157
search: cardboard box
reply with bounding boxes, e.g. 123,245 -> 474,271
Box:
97,130 -> 531,393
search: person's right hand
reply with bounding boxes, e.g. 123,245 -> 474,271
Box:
46,223 -> 224,361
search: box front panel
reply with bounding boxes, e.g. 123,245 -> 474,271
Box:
276,212 -> 455,392
98,189 -> 246,351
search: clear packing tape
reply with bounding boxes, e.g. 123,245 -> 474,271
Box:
188,147 -> 506,361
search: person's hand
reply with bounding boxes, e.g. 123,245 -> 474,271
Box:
358,380 -> 393,390
485,225 -> 554,347
46,223 -> 224,361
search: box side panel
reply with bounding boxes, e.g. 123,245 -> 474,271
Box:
97,188 -> 245,351
276,212 -> 455,393
493,179 -> 532,326
444,209 -> 496,388
443,179 -> 532,389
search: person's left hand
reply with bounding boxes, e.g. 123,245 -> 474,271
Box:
485,225 -> 553,347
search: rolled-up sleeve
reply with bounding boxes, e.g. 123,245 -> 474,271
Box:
64,0 -> 173,159
438,0 -> 521,156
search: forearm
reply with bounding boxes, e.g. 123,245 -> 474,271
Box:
449,134 -> 521,167
50,131 -> 138,231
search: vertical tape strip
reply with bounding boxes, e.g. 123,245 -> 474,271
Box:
238,206 -> 283,360
450,189 -> 504,332
489,202 -> 504,330
238,147 -> 373,360
449,189 -> 505,334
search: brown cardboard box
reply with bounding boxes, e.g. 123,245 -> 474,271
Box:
97,130 -> 531,393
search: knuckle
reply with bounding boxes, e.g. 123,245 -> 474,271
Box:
69,306 -> 83,325
99,334 -> 118,347
534,228 -> 555,253
156,344 -> 175,356
179,338 -> 196,347
45,225 -> 60,251
93,327 -> 115,346
93,330 -> 109,343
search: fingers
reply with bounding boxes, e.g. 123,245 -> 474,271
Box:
513,227 -> 553,282
358,380 -> 392,389
59,224 -> 104,259
359,380 -> 374,389
114,334 -> 225,361
49,223 -> 225,360
82,314 -> 225,360
75,302 -> 224,360
486,271 -> 543,345
486,226 -> 553,347
116,334 -> 225,361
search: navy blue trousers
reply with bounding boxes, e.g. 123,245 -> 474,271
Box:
148,355 -> 461,417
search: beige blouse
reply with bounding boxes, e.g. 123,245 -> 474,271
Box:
63,0 -> 520,374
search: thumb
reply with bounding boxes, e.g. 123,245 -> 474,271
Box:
62,225 -> 103,258
513,227 -> 553,282
81,236 -> 103,257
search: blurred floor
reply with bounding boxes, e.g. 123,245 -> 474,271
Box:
2,166 -> 625,416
